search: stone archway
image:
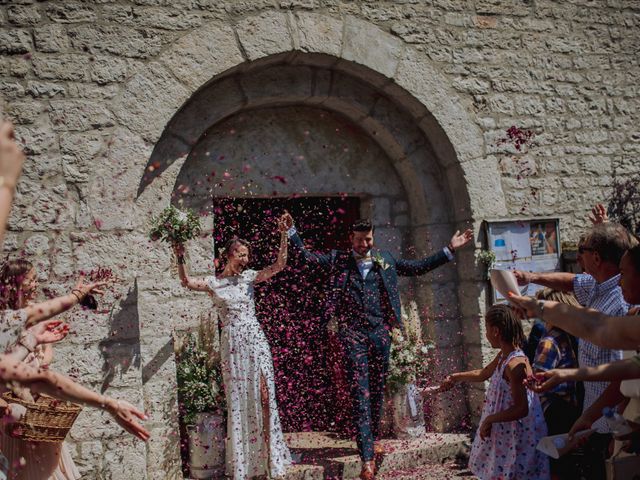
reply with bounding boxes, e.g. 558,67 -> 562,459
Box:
104,12 -> 507,478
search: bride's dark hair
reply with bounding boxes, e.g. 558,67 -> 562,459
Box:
219,237 -> 251,262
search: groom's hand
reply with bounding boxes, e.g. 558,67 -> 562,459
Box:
448,228 -> 473,252
282,211 -> 294,230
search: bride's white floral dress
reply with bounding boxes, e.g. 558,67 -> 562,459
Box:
206,269 -> 292,479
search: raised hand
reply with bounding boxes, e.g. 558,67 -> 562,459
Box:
438,375 -> 456,392
105,398 -> 150,441
588,203 -> 608,225
507,292 -> 541,319
73,275 -> 108,299
512,269 -> 533,286
448,229 -> 473,251
525,369 -> 569,393
29,319 -> 70,345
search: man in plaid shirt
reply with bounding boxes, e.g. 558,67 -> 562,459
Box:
515,222 -> 637,479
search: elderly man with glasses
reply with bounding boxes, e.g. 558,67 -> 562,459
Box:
514,222 -> 637,479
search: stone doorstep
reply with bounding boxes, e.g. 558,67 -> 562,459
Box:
282,432 -> 471,480
189,432 -> 470,479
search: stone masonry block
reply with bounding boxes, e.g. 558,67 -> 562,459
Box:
295,11 -> 343,57
161,22 -> 244,91
236,11 -> 295,61
112,62 -> 190,142
342,15 -> 404,79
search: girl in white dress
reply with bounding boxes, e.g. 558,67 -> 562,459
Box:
173,215 -> 292,479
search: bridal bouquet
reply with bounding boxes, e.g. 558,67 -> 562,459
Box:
387,328 -> 435,394
149,205 -> 201,244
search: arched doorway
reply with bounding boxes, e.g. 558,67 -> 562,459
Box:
143,55 -> 475,433
118,13 -> 503,476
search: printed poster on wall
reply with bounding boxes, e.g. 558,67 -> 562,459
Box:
485,219 -> 561,301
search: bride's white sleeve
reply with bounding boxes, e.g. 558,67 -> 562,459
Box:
205,275 -> 216,291
243,269 -> 259,283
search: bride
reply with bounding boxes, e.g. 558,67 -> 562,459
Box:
172,214 -> 292,479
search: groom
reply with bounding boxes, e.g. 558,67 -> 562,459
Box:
283,214 -> 473,479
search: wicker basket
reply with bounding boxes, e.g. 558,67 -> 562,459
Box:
2,391 -> 82,442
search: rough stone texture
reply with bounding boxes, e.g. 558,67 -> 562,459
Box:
295,11 -> 344,56
160,22 -> 244,91
111,62 -> 190,142
0,29 -> 32,54
342,15 -> 404,79
33,25 -> 70,53
1,2 -> 639,478
236,10 -> 296,60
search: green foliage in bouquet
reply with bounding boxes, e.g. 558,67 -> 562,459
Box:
176,332 -> 225,425
476,249 -> 496,271
387,328 -> 435,395
149,205 -> 202,244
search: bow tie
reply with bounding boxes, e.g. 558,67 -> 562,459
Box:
354,254 -> 372,263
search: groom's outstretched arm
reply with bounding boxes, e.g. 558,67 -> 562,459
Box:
289,229 -> 334,269
395,249 -> 451,277
396,228 -> 473,277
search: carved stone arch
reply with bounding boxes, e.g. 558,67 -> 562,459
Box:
107,12 -> 505,477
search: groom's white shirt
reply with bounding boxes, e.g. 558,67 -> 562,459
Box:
353,250 -> 373,278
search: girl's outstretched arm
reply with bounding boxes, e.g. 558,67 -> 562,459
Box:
439,353 -> 500,391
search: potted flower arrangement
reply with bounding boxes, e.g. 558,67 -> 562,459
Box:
176,329 -> 225,479
386,327 -> 435,438
476,249 -> 496,280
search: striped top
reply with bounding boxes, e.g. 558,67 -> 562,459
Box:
574,273 -> 628,432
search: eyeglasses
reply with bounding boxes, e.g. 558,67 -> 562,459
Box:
578,246 -> 595,254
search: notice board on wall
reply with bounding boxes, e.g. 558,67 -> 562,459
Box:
484,218 -> 562,302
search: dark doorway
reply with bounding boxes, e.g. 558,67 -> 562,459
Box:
212,196 -> 360,433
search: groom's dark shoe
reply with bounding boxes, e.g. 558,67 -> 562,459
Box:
359,460 -> 376,480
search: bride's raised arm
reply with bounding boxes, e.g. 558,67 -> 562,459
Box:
255,214 -> 288,284
172,243 -> 211,292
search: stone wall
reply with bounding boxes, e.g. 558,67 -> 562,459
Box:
1,1 -> 639,478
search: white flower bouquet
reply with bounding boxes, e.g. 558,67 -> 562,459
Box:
149,205 -> 202,244
386,328 -> 435,394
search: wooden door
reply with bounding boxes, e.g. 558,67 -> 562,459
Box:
213,196 -> 360,433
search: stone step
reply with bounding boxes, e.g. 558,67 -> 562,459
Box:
377,462 -> 477,480
282,432 -> 471,480
190,432 -> 471,479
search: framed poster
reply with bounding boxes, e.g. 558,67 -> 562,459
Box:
484,218 -> 561,302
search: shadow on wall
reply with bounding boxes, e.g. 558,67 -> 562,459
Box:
98,280 -> 142,393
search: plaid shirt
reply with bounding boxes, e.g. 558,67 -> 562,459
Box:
533,327 -> 578,411
574,273 -> 628,432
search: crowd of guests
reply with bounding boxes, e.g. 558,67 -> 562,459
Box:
2,109 -> 640,480
439,207 -> 640,479
0,120 -> 149,479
